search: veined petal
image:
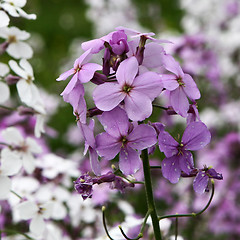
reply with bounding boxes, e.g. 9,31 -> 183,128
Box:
56,68 -> 75,81
60,73 -> 78,96
161,156 -> 181,184
93,82 -> 125,111
158,130 -> 178,157
182,122 -> 211,151
170,87 -> 189,117
78,63 -> 102,83
124,91 -> 152,121
163,54 -> 184,77
183,74 -> 201,100
119,146 -> 141,175
96,132 -> 121,160
178,150 -> 194,174
159,74 -> 179,91
128,124 -> 157,150
133,72 -> 163,100
98,107 -> 129,138
116,56 -> 138,86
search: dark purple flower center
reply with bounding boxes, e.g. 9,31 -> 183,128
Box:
177,143 -> 185,155
120,135 -> 128,147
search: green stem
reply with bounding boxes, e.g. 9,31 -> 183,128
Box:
142,149 -> 162,240
175,218 -> 178,240
159,180 -> 215,220
102,206 -> 115,240
152,104 -> 168,111
0,229 -> 35,240
0,105 -> 16,111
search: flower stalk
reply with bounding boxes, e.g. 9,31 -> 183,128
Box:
142,148 -> 162,240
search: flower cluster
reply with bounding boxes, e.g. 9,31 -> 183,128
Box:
57,26 -> 222,199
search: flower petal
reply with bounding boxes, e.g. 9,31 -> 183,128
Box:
89,148 -> 101,176
128,124 -> 157,150
183,74 -> 201,100
133,71 -> 163,100
98,107 -> 129,138
124,90 -> 152,121
161,156 -> 181,184
78,63 -> 102,83
158,130 -> 178,157
30,215 -> 45,236
182,122 -> 211,151
60,73 -> 78,96
0,176 -> 11,200
93,82 -> 125,111
193,171 -> 209,194
116,56 -> 138,86
119,146 -> 141,175
96,132 -> 121,160
56,68 -> 75,81
163,54 -> 184,77
7,41 -> 33,59
178,150 -> 194,174
0,81 -> 10,103
170,87 -> 189,117
159,74 -> 178,91
16,201 -> 38,220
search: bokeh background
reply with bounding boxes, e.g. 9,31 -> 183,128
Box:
2,0 -> 240,239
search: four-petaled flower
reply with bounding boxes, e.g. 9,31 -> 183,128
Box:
158,122 -> 211,183
96,107 -> 157,175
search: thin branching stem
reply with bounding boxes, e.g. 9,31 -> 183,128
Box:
159,180 -> 215,220
119,226 -> 143,240
102,206 -> 115,240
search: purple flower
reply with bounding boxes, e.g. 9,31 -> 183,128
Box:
57,48 -> 102,95
96,107 -> 157,175
93,56 -> 163,121
193,167 -> 223,194
160,54 -> 201,117
158,122 -> 211,183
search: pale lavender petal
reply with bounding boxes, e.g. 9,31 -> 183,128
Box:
182,122 -> 211,151
161,156 -> 181,184
142,42 -> 165,68
75,48 -> 93,66
89,148 -> 101,176
78,63 -> 102,83
81,39 -> 105,54
183,74 -> 201,100
178,151 -> 194,174
159,74 -> 179,91
116,56 -> 138,86
193,171 -> 209,194
56,68 -> 75,81
77,122 -> 95,148
60,73 -> 78,96
158,130 -> 178,157
119,146 -> 141,175
170,87 -> 189,117
133,72 -> 163,100
124,90 -> 152,121
128,124 -> 157,150
163,54 -> 184,77
93,82 -> 125,111
96,132 -> 121,160
99,107 -> 129,138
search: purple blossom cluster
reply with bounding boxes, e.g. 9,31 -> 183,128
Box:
57,26 -> 222,198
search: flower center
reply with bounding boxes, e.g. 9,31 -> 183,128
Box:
122,84 -> 133,94
8,35 -> 17,43
177,77 -> 185,86
121,136 -> 128,147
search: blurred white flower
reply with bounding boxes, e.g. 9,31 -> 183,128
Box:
0,148 -> 22,199
1,127 -> 42,174
0,10 -> 10,27
15,200 -> 53,237
0,26 -> 33,58
0,62 -> 10,103
1,0 -> 36,20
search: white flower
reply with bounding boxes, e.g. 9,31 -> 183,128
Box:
1,0 -> 36,20
0,26 -> 33,58
0,148 -> 22,199
0,62 -> 10,103
0,10 -> 10,27
1,127 -> 42,174
15,200 -> 53,237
